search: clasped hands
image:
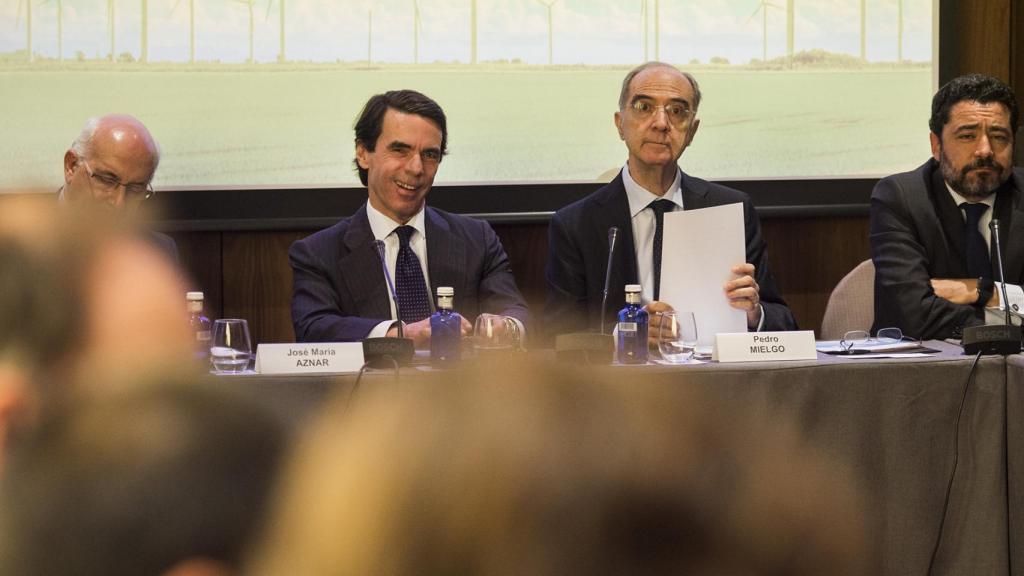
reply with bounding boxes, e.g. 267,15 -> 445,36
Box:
646,263 -> 762,347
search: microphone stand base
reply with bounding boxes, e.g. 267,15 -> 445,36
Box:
362,337 -> 415,368
961,324 -> 1022,355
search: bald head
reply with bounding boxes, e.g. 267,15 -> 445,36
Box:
63,114 -> 160,211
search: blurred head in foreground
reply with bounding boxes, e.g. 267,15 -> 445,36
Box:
249,363 -> 865,576
0,376 -> 287,576
0,196 -> 194,469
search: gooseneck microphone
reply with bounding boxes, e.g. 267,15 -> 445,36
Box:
990,219 -> 1014,327
960,218 -> 1021,355
362,239 -> 415,368
600,226 -> 619,335
374,240 -> 404,338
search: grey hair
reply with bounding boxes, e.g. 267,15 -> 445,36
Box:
69,117 -> 101,158
618,62 -> 702,112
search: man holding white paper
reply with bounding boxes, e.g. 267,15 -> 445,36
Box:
545,62 -> 796,343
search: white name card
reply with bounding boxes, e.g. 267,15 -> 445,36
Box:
254,343 -> 364,374
712,331 -> 817,363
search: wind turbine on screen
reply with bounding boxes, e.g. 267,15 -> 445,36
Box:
746,0 -> 781,62
169,0 -> 196,63
535,0 -> 559,65
413,0 -> 421,64
234,0 -> 256,62
264,0 -> 285,62
36,0 -> 63,62
14,0 -> 33,62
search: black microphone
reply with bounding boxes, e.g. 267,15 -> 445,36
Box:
600,226 -> 619,335
990,219 -> 1014,326
960,218 -> 1021,354
362,239 -> 414,367
374,240 -> 403,338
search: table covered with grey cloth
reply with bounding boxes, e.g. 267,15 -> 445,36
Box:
215,341 -> 1012,575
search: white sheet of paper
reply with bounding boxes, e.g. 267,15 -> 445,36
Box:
659,203 -> 747,346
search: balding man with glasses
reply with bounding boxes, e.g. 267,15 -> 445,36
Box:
59,114 -> 178,262
545,62 -> 795,344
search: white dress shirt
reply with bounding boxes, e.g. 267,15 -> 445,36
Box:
946,184 -> 1024,317
365,202 -> 433,338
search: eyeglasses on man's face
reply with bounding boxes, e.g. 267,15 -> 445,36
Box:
627,98 -> 694,128
81,159 -> 155,202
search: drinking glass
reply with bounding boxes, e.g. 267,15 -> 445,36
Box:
210,319 -> 252,373
658,311 -> 698,363
473,314 -> 520,355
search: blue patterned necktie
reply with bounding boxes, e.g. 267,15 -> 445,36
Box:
393,225 -> 432,323
961,202 -> 992,279
649,199 -> 675,301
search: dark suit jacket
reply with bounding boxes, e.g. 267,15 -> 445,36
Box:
545,170 -> 796,339
290,204 -> 530,342
870,159 -> 1024,340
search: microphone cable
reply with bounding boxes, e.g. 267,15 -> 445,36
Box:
926,349 -> 982,575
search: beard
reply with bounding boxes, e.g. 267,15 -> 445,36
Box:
939,148 -> 1010,200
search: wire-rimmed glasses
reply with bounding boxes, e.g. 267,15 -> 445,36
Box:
627,99 -> 695,128
839,327 -> 916,353
82,160 -> 155,203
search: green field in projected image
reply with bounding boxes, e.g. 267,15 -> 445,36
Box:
1,64 -> 933,190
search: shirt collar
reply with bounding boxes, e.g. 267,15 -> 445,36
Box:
366,201 -> 427,242
945,182 -> 996,209
621,163 -> 684,218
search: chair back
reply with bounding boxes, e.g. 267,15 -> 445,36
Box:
820,259 -> 875,340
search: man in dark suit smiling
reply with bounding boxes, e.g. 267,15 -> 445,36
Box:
289,90 -> 529,345
545,62 -> 794,343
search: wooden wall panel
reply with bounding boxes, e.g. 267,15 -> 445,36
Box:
762,217 -> 871,336
170,231 -> 223,317
951,1 -> 1011,80
222,231 -> 308,346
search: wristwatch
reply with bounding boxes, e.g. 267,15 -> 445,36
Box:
976,277 -> 995,308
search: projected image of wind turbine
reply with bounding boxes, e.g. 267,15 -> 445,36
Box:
535,0 -> 559,65
413,0 -> 420,63
746,0 -> 781,61
169,0 -> 196,63
235,0 -> 257,63
265,0 -> 285,62
14,0 -> 33,62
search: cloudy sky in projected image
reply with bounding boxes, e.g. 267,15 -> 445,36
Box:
1,0 -> 933,64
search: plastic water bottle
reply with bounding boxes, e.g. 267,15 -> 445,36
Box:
617,284 -> 648,364
187,291 -> 212,361
430,286 -> 462,367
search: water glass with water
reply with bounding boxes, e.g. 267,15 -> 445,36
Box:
210,319 -> 252,373
658,311 -> 698,363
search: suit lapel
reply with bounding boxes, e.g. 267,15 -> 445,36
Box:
339,205 -> 392,319
1001,171 -> 1024,283
425,208 -> 466,299
929,166 -> 969,273
680,171 -> 711,210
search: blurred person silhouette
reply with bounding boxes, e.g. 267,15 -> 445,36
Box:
59,114 -> 178,262
248,363 -> 866,576
0,376 -> 287,576
0,197 -> 195,470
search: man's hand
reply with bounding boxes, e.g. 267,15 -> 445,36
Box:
645,300 -> 674,348
386,316 -> 473,349
930,278 -> 998,306
725,263 -> 762,329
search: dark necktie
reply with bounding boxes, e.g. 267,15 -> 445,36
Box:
393,226 -> 432,323
961,202 -> 992,279
649,199 -> 675,301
